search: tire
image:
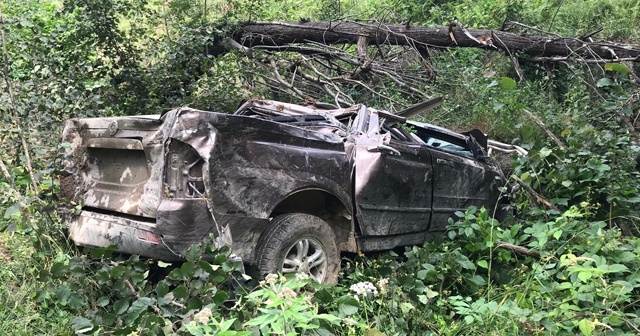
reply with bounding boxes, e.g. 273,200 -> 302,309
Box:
255,213 -> 340,284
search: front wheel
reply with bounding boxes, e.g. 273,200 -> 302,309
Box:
255,213 -> 340,284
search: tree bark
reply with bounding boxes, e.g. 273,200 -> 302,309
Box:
230,21 -> 640,62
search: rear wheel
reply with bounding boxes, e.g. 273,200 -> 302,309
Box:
255,213 -> 339,284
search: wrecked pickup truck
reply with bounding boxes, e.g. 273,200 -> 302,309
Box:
60,98 -> 509,283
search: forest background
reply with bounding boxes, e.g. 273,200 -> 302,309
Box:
1,0 -> 640,335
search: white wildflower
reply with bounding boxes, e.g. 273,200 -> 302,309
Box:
194,307 -> 212,324
377,278 -> 389,294
265,273 -> 278,285
349,281 -> 378,299
344,317 -> 357,326
277,287 -> 297,300
296,272 -> 310,281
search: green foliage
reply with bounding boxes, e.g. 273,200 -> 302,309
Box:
512,68 -> 640,229
42,238 -> 247,335
2,0 -> 640,335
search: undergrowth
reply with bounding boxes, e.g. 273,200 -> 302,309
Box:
1,0 -> 640,335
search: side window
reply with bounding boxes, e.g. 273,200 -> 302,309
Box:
417,130 -> 474,159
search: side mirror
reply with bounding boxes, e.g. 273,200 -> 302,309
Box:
367,145 -> 401,156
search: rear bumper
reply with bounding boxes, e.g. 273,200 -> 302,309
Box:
69,210 -> 186,261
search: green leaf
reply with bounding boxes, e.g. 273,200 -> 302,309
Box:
604,63 -> 629,74
156,281 -> 169,297
55,286 -> 71,303
364,329 -> 386,336
314,289 -> 333,304
71,317 -> 94,334
173,285 -> 188,299
578,271 -> 592,282
3,202 -> 21,219
455,254 -> 475,270
425,286 -> 439,299
399,302 -> 415,314
605,264 -> 628,273
50,262 -> 68,277
561,180 -> 573,187
157,261 -> 172,268
539,148 -> 552,159
126,297 -> 155,324
114,298 -> 129,315
497,77 -> 517,90
553,229 -> 563,240
244,312 -> 279,326
110,266 -> 127,279
68,293 -> 85,310
556,282 -> 572,290
337,296 -> 359,316
187,297 -> 202,311
212,290 -> 228,306
315,314 -> 342,323
180,261 -> 197,276
477,260 -> 488,269
521,124 -> 534,139
596,77 -> 614,87
578,318 -> 594,336
97,296 -> 110,307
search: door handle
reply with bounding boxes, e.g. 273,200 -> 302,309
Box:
367,145 -> 401,156
436,158 -> 454,166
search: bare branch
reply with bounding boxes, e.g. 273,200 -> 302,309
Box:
0,156 -> 18,192
613,92 -> 640,147
522,109 -> 567,150
511,174 -> 560,211
496,241 -> 541,259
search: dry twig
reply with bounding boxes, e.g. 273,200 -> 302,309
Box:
496,241 -> 540,259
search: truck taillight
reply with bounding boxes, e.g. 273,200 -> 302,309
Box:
166,141 -> 205,198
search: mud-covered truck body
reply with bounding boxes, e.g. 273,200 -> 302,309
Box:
61,99 -> 506,283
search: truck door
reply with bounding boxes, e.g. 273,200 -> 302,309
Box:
352,125 -> 434,237
420,132 -> 502,232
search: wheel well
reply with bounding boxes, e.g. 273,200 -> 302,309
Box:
270,189 -> 356,252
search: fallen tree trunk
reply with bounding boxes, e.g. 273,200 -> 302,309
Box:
231,21 -> 640,62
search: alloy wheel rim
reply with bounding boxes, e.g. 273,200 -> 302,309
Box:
281,238 -> 327,282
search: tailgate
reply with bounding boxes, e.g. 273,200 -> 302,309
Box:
61,115 -> 165,218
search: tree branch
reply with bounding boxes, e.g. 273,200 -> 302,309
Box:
0,156 -> 18,192
511,174 -> 560,211
496,241 -> 540,259
522,109 -> 567,150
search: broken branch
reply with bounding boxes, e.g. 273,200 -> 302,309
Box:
522,109 -> 567,150
496,241 -> 541,259
511,174 -> 560,211
0,156 -> 17,192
